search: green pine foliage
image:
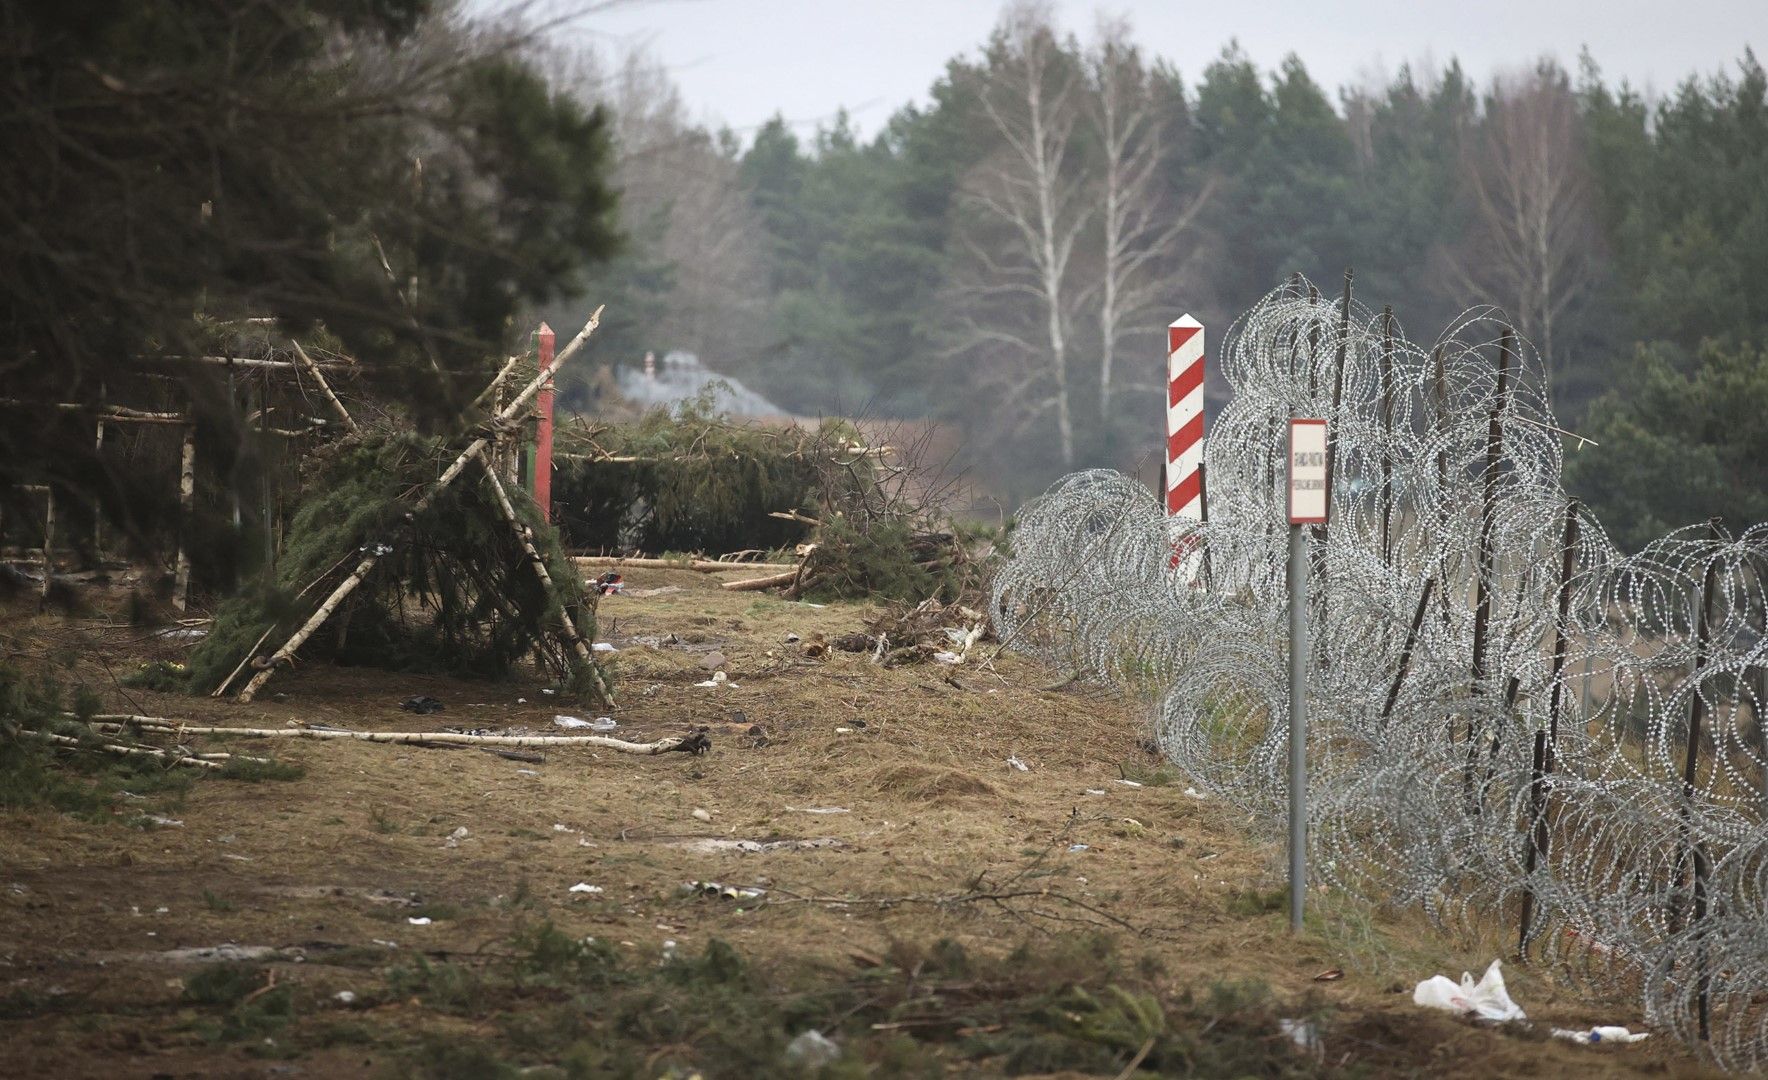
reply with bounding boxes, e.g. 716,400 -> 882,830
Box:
552,394 -> 861,556
186,431 -> 606,699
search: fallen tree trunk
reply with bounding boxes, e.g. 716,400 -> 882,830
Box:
33,731 -> 222,769
92,715 -> 709,756
574,556 -> 799,574
721,569 -> 801,592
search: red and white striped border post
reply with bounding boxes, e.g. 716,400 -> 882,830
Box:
1167,314 -> 1206,573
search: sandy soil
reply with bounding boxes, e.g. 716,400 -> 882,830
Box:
0,567 -> 1721,1077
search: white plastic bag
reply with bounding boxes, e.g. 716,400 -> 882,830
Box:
1412,959 -> 1526,1022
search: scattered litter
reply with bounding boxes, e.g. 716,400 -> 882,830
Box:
1279,1018 -> 1321,1056
578,837 -> 595,847
784,1029 -> 841,1069
1552,1026 -> 1650,1045
592,642 -> 618,653
553,715 -> 592,729
683,880 -> 767,901
694,671 -> 738,689
786,806 -> 850,814
783,632 -> 801,644
221,853 -> 254,863
1183,787 -> 1207,799
1084,788 -> 1107,796
406,917 -> 433,926
834,726 -> 853,734
932,651 -> 961,664
399,695 -> 445,714
444,826 -> 469,848
673,837 -> 844,855
1113,778 -> 1144,788
1068,844 -> 1090,853
155,627 -> 209,641
143,814 -> 184,829
593,571 -> 624,595
333,990 -> 357,1005
1006,756 -> 1029,772
1412,959 -> 1526,1022
541,688 -> 556,696
372,939 -> 398,949
553,823 -> 575,833
692,807 -> 713,823
1313,968 -> 1344,982
568,883 -> 604,895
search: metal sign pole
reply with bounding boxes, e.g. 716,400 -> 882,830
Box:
1286,418 -> 1327,934
1288,518 -> 1308,932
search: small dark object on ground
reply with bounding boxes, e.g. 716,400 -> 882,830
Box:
833,633 -> 876,652
401,696 -> 446,715
675,728 -> 713,755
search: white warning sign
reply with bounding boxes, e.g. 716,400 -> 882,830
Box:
1288,419 -> 1328,525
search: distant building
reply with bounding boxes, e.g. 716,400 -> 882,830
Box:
614,351 -> 791,418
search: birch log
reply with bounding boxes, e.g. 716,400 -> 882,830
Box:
94,716 -> 706,755
721,569 -> 801,592
235,308 -> 603,702
574,556 -> 799,574
481,458 -> 613,704
35,731 -> 222,769
291,341 -> 358,434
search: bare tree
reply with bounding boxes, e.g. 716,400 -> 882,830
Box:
553,46 -> 772,364
950,1 -> 1092,469
1445,61 -> 1599,374
1086,16 -> 1215,425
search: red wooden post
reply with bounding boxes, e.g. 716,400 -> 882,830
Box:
534,323 -> 556,523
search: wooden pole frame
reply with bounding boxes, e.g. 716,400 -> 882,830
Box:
234,308 -> 603,703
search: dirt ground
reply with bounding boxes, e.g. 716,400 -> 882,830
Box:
0,567 -> 1725,1078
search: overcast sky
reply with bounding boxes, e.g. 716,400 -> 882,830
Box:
533,0 -> 1765,139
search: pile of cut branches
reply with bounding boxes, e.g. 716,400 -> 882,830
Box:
552,393 -> 870,555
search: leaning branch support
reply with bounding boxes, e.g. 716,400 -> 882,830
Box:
93,716 -> 710,756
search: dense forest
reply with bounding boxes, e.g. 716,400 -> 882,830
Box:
4,1 -> 1764,547
545,2 -> 1768,542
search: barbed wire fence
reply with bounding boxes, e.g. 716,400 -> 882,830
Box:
990,275 -> 1768,1071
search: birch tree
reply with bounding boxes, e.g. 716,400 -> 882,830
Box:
1086,17 -> 1216,425
951,1 -> 1092,469
1446,62 -> 1599,375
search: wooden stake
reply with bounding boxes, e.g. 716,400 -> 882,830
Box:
1466,330 -> 1512,810
1379,306 -> 1394,567
1518,501 -> 1581,957
235,308 -> 603,702
291,341 -> 358,434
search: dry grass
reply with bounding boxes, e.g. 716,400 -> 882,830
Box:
0,568 -> 1725,1077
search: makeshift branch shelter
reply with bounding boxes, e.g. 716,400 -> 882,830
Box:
188,311 -> 612,705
